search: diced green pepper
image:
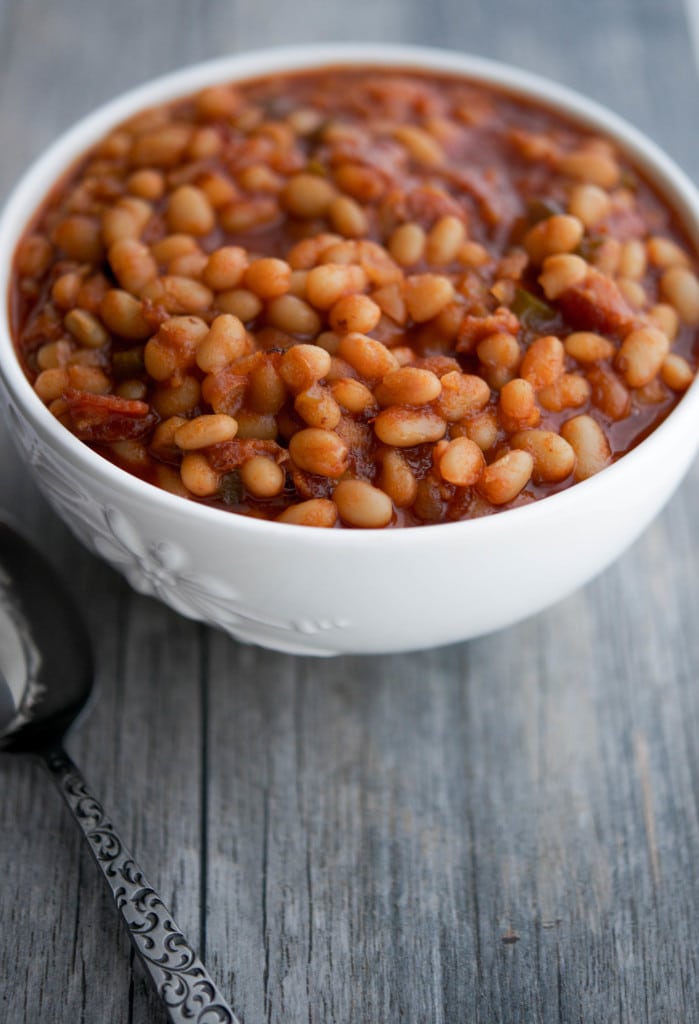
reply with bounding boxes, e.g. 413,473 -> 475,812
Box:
305,159 -> 327,177
112,347 -> 145,379
576,235 -> 606,261
511,287 -> 556,329
526,197 -> 563,225
219,471 -> 243,506
511,284 -> 556,319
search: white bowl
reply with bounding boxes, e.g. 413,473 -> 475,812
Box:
2,43 -> 699,656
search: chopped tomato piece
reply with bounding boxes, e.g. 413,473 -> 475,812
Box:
63,389 -> 157,442
207,438 -> 286,471
456,306 -> 520,352
557,270 -> 635,335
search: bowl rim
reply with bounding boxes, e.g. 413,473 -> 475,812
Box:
3,40 -> 699,547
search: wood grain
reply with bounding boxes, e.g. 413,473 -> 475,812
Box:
2,1 -> 699,1021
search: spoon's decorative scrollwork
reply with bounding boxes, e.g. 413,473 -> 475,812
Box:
46,748 -> 239,1024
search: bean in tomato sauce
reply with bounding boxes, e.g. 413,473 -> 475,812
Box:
11,67 -> 699,527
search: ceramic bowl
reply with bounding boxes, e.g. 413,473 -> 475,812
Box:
2,43 -> 699,656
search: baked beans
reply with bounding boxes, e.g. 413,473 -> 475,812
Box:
11,67 -> 699,527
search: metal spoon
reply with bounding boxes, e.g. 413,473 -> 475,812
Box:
0,519 -> 239,1024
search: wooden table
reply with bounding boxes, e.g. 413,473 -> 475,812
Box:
2,1 -> 699,1020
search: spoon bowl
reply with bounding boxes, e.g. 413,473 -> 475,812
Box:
0,520 -> 92,753
0,517 -> 238,1024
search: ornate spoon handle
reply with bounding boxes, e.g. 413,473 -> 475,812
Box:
43,746 -> 239,1024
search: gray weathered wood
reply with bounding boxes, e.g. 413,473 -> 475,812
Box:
2,0 -> 699,1021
